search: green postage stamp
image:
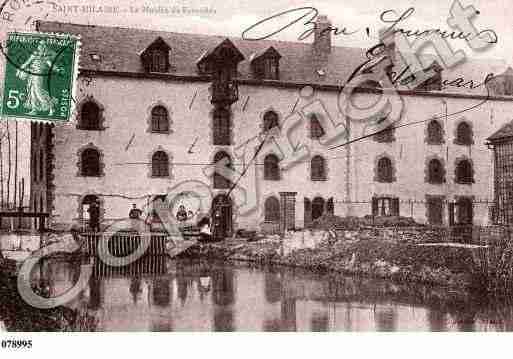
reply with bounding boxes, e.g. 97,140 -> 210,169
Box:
1,31 -> 80,122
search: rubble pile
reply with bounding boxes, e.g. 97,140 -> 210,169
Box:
311,214 -> 420,231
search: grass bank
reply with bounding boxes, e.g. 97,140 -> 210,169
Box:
182,234 -> 507,294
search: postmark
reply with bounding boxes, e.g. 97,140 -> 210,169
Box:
1,31 -> 80,122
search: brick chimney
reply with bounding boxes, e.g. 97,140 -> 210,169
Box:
313,15 -> 332,59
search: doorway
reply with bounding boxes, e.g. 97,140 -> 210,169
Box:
211,194 -> 233,239
312,197 -> 325,221
426,196 -> 444,225
82,194 -> 100,228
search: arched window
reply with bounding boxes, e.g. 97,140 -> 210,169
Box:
455,159 -> 473,184
151,106 -> 169,133
264,197 -> 280,222
376,157 -> 394,183
80,101 -> 100,130
150,49 -> 168,72
311,155 -> 327,181
263,111 -> 279,132
213,151 -> 232,189
455,122 -> 473,145
152,151 -> 169,177
81,148 -> 100,176
213,108 -> 231,145
264,154 -> 280,180
310,114 -> 325,139
312,197 -> 325,220
427,158 -> 445,184
427,120 -> 444,144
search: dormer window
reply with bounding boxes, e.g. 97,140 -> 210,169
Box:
141,37 -> 171,73
150,49 -> 167,72
251,47 -> 281,80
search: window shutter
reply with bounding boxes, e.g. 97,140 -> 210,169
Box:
448,202 -> 455,225
304,198 -> 312,228
391,198 -> 400,216
372,198 -> 378,216
327,198 -> 334,215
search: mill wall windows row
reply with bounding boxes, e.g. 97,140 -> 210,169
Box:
371,196 -> 474,224
77,147 -> 170,178
76,148 -> 474,186
374,155 -> 474,184
426,119 -> 473,146
74,99 -> 474,150
76,100 -> 170,133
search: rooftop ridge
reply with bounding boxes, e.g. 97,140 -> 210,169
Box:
35,20 -> 364,52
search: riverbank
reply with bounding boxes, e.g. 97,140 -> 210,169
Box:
181,232 -> 503,294
0,273 -> 96,331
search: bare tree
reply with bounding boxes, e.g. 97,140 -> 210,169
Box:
6,120 -> 11,209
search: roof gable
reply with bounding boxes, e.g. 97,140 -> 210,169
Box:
250,46 -> 282,63
487,119 -> 513,142
197,38 -> 245,66
140,36 -> 171,56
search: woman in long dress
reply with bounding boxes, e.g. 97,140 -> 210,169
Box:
15,41 -> 59,116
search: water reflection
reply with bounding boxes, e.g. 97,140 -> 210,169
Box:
19,258 -> 513,331
427,309 -> 447,332
176,277 -> 188,305
311,311 -> 329,332
374,306 -> 397,332
264,269 -> 282,304
212,266 -> 235,331
89,278 -> 102,310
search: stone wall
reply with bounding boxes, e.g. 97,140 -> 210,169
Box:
46,74 -> 513,229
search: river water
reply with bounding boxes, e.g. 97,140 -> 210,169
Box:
11,254 -> 511,332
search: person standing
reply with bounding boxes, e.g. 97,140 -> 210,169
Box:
176,205 -> 188,222
197,217 -> 212,243
129,203 -> 142,219
88,201 -> 100,232
212,209 -> 223,241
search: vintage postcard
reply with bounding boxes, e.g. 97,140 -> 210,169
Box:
0,0 -> 512,356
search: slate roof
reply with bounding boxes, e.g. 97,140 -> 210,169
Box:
36,21 -> 508,96
487,119 -> 513,142
37,21 -> 366,87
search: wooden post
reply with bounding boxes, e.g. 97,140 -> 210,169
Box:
0,135 -> 3,210
18,178 -> 24,229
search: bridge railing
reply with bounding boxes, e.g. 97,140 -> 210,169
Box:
80,232 -> 168,257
